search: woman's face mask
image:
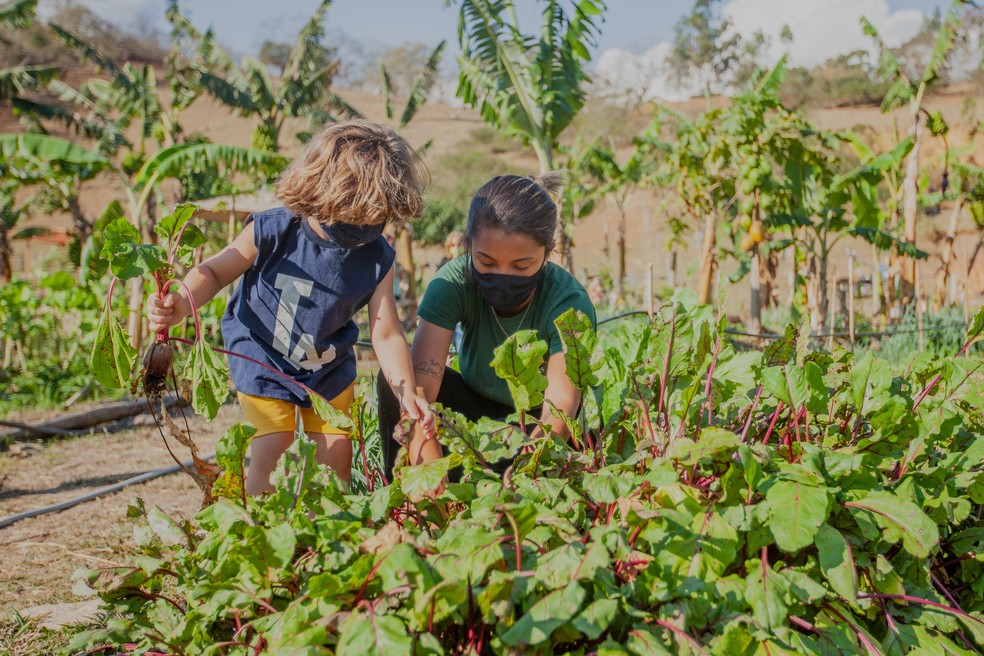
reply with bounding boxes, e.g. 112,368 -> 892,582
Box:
471,263 -> 545,313
324,221 -> 386,249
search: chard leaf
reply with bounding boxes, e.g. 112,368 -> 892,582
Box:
101,217 -> 168,280
183,339 -> 229,420
500,581 -> 586,647
766,480 -> 830,553
90,309 -> 137,389
554,307 -> 603,392
400,456 -> 450,502
815,524 -> 858,603
745,559 -> 790,630
213,423 -> 256,503
309,391 -> 355,431
491,329 -> 548,413
846,491 -> 940,558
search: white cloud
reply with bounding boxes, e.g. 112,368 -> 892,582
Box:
591,43 -> 700,103
722,0 -> 924,68
591,0 -> 930,104
37,0 -> 154,26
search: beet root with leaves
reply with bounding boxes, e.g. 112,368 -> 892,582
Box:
74,290 -> 984,654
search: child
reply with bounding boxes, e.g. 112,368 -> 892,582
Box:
148,120 -> 435,494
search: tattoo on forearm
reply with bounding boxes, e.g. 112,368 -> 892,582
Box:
414,358 -> 444,381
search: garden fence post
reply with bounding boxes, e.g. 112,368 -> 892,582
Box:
849,251 -> 856,346
646,262 -> 654,322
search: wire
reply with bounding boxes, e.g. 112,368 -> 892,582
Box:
0,454 -> 214,530
595,310 -> 968,340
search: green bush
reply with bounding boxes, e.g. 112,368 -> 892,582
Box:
413,198 -> 467,246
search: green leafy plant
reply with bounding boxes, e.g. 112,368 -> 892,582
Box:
70,301 -> 984,654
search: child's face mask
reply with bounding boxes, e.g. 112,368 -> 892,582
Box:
324,221 -> 385,249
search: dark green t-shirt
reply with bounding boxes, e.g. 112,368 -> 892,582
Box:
417,256 -> 597,407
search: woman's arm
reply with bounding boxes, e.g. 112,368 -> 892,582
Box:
368,267 -> 435,440
533,352 -> 581,439
148,223 -> 258,331
405,319 -> 454,465
409,319 -> 454,404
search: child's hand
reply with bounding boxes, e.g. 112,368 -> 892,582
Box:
147,292 -> 183,333
402,393 -> 436,438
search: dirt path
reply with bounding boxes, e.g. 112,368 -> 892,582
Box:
0,403 -> 239,614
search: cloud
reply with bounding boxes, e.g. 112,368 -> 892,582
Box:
722,0 -> 924,68
37,0 -> 156,27
591,0 -> 929,104
592,43 -> 701,103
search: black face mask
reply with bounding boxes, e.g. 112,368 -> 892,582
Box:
323,221 -> 385,249
471,259 -> 546,313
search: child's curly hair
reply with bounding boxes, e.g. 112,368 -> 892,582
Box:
276,119 -> 428,226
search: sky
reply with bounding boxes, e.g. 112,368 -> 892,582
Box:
39,0 -> 960,100
42,0 -> 954,57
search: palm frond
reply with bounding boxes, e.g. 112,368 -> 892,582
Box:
0,133 -> 110,172
13,226 -> 49,239
0,65 -> 58,101
0,0 -> 36,29
50,24 -> 126,83
379,62 -> 394,123
242,56 -> 276,111
197,71 -> 259,115
920,2 -> 961,86
136,142 -> 288,188
398,40 -> 446,128
282,0 -> 332,83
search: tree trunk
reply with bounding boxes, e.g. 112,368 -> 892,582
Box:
0,226 -> 11,284
900,118 -> 922,306
805,251 -> 823,332
697,212 -> 716,305
68,196 -> 92,242
395,227 -> 417,330
750,250 -> 761,333
933,198 -> 962,312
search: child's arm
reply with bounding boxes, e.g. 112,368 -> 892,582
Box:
368,267 -> 437,447
148,222 -> 258,333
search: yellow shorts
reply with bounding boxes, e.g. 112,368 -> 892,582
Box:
237,383 -> 355,437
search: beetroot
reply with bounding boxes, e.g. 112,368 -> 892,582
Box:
142,341 -> 174,399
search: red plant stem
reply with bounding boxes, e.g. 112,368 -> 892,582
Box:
761,402 -> 784,445
168,337 -> 335,407
657,310 -> 677,433
822,604 -> 880,654
858,593 -> 984,627
650,618 -> 710,655
163,279 -> 201,343
739,384 -> 763,443
628,525 -> 642,547
703,333 -> 723,428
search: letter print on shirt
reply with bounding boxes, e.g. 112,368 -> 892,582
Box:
272,273 -> 337,372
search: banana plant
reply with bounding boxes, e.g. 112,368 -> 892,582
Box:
195,0 -> 358,152
0,0 -> 59,104
447,0 -> 606,269
375,40 -> 446,325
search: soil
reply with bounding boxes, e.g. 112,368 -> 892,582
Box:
0,402 -> 238,615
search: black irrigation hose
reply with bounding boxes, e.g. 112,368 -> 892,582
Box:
0,454 -> 214,530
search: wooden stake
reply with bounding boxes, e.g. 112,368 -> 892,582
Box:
965,266 -> 971,327
646,262 -> 654,322
828,267 -> 836,352
848,252 -> 856,346
916,260 -> 925,351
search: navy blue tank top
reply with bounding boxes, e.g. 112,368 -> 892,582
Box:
221,207 -> 395,406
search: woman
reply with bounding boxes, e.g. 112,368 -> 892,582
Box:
377,174 -> 596,474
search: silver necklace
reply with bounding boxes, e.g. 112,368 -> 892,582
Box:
491,294 -> 534,338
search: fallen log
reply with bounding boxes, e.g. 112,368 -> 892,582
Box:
0,395 -> 188,442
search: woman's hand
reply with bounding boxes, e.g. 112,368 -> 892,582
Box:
147,292 -> 185,333
401,392 -> 437,438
